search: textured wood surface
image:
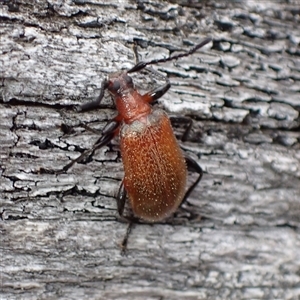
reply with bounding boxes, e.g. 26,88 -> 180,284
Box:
1,1 -> 300,299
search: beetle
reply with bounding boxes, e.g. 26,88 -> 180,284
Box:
62,37 -> 212,222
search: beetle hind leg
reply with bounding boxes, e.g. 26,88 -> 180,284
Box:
116,180 -> 141,223
120,222 -> 134,256
116,181 -> 141,255
155,154 -> 203,224
181,155 -> 204,206
171,155 -> 203,221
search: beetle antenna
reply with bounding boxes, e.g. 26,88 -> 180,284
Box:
127,37 -> 212,73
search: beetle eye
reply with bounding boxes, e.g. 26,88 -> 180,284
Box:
124,75 -> 133,86
110,81 -> 121,92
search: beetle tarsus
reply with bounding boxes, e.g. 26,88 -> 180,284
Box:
77,79 -> 109,112
120,222 -> 134,255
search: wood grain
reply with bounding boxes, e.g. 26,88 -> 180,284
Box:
1,1 -> 299,299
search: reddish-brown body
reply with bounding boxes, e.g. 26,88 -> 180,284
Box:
120,109 -> 187,222
108,72 -> 187,222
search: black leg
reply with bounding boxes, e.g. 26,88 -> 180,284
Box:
182,155 -> 203,203
121,222 -> 134,256
169,116 -> 193,142
63,119 -> 120,172
116,181 -> 127,217
40,119 -> 120,175
76,79 -> 109,112
141,65 -> 171,102
132,42 -> 140,64
143,82 -> 170,102
116,181 -> 138,255
115,182 -> 141,223
132,44 -> 171,103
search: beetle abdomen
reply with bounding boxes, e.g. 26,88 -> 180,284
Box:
120,109 -> 187,222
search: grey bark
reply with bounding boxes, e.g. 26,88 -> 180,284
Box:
1,0 -> 299,299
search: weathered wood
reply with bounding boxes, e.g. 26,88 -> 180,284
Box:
1,0 -> 299,299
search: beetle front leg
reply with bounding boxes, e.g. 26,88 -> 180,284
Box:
141,81 -> 171,103
76,79 -> 109,112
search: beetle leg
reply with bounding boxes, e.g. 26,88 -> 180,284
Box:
65,119 -> 119,171
39,119 -> 120,175
116,181 -> 133,255
76,79 -> 109,112
116,180 -> 140,223
100,119 -> 120,137
141,65 -> 171,103
132,41 -> 140,64
143,82 -> 171,103
117,180 -> 144,255
116,181 -> 127,217
120,222 -> 134,256
170,115 -> 202,201
169,116 -> 193,142
59,119 -> 120,172
182,155 -> 203,203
